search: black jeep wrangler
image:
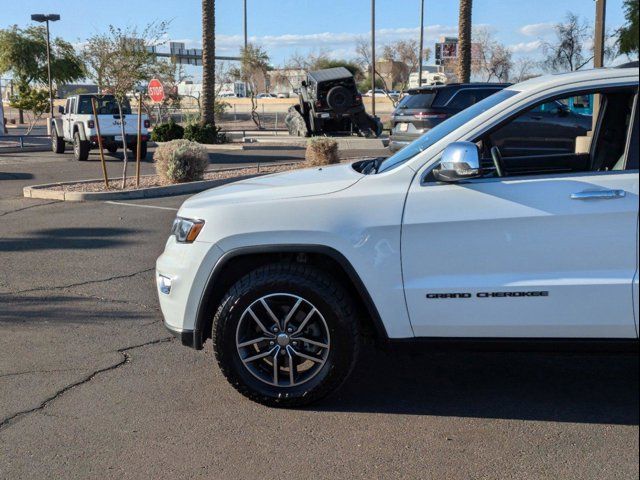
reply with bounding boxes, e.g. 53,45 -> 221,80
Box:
285,67 -> 382,138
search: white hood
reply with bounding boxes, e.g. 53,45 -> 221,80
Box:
180,163 -> 363,213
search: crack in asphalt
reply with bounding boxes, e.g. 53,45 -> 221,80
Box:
0,337 -> 172,432
0,200 -> 60,217
2,267 -> 155,295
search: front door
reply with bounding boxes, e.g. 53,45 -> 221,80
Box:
401,91 -> 639,339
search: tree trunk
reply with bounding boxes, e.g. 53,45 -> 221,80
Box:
456,0 -> 473,83
201,0 -> 216,127
117,101 -> 129,189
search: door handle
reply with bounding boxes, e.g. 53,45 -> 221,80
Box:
570,189 -> 626,200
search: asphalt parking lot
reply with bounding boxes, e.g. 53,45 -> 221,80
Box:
0,147 -> 638,479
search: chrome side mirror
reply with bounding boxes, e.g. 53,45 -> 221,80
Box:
433,141 -> 482,182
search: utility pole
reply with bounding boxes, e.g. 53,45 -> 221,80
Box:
592,0 -> 606,132
418,0 -> 425,88
593,0 -> 606,68
371,0 -> 376,116
31,13 -> 60,135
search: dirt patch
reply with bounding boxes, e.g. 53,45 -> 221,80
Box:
46,164 -> 299,193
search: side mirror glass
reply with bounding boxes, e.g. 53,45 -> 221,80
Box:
433,141 -> 482,182
58,105 -> 65,114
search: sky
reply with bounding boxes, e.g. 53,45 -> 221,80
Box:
0,0 -> 633,81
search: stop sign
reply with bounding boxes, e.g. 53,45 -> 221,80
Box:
148,79 -> 165,103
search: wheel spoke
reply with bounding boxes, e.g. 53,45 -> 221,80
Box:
237,336 -> 270,348
293,308 -> 317,335
290,347 -> 323,364
243,346 -> 277,363
273,346 -> 280,384
286,346 -> 296,386
246,307 -> 274,337
293,337 -> 329,349
282,298 -> 302,331
260,298 -> 281,330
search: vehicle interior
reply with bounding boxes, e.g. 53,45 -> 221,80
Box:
476,87 -> 638,178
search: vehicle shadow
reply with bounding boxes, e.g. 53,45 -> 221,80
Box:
0,172 -> 34,180
0,294 -> 154,324
0,227 -> 140,252
316,347 -> 639,425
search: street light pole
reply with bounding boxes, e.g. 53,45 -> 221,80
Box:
418,0 -> 425,88
371,0 -> 376,116
31,14 -> 60,134
243,0 -> 248,50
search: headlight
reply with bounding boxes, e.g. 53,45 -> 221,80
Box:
171,217 -> 205,243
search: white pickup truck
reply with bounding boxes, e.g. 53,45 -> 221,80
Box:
50,94 -> 150,161
157,67 -> 639,407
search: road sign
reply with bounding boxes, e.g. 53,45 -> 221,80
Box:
148,79 -> 165,103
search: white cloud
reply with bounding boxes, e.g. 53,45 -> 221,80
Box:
509,40 -> 543,54
159,25 -> 459,58
519,22 -> 555,37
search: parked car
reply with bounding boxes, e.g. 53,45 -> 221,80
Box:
256,93 -> 277,99
219,92 -> 239,98
363,89 -> 388,97
51,94 -> 150,161
389,83 -> 593,153
284,67 -> 382,137
157,67 -> 639,407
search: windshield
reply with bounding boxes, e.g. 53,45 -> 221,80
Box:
378,89 -> 518,173
77,95 -> 131,115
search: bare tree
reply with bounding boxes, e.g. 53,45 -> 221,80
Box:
83,22 -> 168,188
542,12 -> 591,72
382,39 -> 431,89
230,43 -> 270,128
355,37 -> 372,72
473,28 -> 512,82
512,57 -> 538,82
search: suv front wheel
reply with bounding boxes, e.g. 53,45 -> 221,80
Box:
212,263 -> 360,407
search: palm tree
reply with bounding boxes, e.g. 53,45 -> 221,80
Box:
456,0 -> 473,83
201,0 -> 216,127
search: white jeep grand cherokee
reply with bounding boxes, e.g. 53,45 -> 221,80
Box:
157,67 -> 639,407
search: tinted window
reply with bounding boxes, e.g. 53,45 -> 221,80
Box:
397,92 -> 436,109
446,89 -> 501,109
77,96 -> 131,115
378,89 -> 519,173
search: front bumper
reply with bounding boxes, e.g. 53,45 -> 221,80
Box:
156,237 -> 225,348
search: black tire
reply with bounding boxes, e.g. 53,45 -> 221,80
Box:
212,263 -> 361,407
106,144 -> 118,154
73,131 -> 90,161
130,141 -> 148,160
51,128 -> 65,154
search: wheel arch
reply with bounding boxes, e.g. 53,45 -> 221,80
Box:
73,122 -> 88,141
193,245 -> 389,350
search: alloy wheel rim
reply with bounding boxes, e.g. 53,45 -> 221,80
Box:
235,293 -> 330,388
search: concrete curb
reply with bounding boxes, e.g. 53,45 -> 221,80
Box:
22,163 -> 300,202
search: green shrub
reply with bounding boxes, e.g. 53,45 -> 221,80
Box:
151,120 -> 184,142
153,139 -> 209,184
304,137 -> 339,166
183,122 -> 227,144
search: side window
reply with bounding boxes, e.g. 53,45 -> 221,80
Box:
69,98 -> 76,114
447,90 -> 476,109
477,87 -> 637,177
64,99 -> 70,114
